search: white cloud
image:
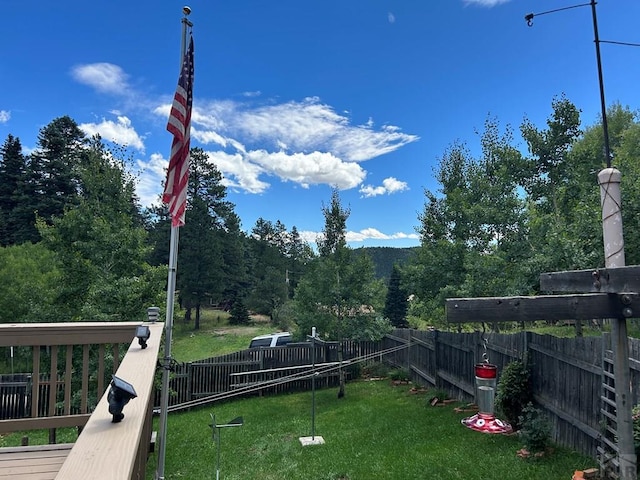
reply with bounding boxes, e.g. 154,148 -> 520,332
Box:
135,152 -> 167,207
247,149 -> 366,189
206,150 -> 270,194
79,115 -> 145,151
302,228 -> 419,245
154,96 -> 419,194
388,12 -> 396,24
71,63 -> 129,94
346,228 -> 420,243
0,110 -> 10,124
463,0 -> 510,6
360,177 -> 409,198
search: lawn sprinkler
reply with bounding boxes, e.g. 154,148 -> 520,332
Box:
461,362 -> 512,434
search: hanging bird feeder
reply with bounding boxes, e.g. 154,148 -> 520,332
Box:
462,362 -> 512,434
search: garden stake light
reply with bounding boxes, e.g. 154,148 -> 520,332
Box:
209,413 -> 243,480
299,326 -> 326,446
462,337 -> 512,434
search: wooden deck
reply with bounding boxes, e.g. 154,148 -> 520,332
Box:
0,321 -> 164,480
0,444 -> 73,480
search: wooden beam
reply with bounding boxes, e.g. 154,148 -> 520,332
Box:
445,293 -> 638,324
540,265 -> 640,293
0,322 -> 143,347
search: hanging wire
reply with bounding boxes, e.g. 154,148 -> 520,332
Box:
525,3 -> 591,26
481,322 -> 489,363
161,340 -> 412,413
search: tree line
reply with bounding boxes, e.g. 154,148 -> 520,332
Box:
1,95 -> 639,338
403,96 -> 640,331
0,116 -> 392,341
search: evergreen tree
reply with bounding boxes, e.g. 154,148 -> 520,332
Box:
383,265 -> 409,328
228,296 -> 250,325
176,148 -> 236,328
294,188 -> 388,398
0,135 -> 38,245
30,116 -> 87,224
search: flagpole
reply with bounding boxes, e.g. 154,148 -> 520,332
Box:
156,7 -> 192,480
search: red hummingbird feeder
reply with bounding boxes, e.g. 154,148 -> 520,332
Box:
461,363 -> 512,434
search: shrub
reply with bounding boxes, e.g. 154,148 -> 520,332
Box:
495,358 -> 532,429
518,402 -> 551,453
427,388 -> 450,405
361,362 -> 390,378
389,368 -> 410,382
632,404 -> 640,460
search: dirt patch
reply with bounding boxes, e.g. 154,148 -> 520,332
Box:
210,327 -> 262,336
249,314 -> 271,324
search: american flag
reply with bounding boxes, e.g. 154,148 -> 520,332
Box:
163,35 -> 194,227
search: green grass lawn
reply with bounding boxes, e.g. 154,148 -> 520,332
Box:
170,309 -> 279,362
147,380 -> 593,480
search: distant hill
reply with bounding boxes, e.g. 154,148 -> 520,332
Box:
352,246 -> 419,281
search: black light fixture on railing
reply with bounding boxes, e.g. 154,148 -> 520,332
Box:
136,325 -> 151,349
524,1 -> 640,169
107,375 -> 137,423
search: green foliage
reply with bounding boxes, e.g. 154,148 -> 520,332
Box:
383,264 -> 409,328
518,402 -> 552,453
360,361 -> 391,378
495,359 -> 532,429
294,190 -> 387,342
228,298 -> 250,325
405,97 -> 640,331
271,300 -> 297,331
632,404 -> 640,460
388,367 -> 410,381
352,246 -> 417,280
0,243 -> 62,323
427,388 -> 450,404
177,148 -> 233,327
36,140 -> 164,322
0,135 -> 39,245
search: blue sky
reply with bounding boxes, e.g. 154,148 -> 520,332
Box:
2,1 -> 639,248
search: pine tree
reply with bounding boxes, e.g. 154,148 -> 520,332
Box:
0,135 -> 38,245
383,265 -> 409,328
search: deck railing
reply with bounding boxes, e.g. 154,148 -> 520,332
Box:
0,321 -> 164,480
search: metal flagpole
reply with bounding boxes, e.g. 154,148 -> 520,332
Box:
156,7 -> 192,480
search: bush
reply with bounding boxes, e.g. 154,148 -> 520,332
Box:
389,368 -> 410,382
361,362 -> 391,378
495,358 -> 532,429
518,402 -> 551,453
632,404 -> 640,461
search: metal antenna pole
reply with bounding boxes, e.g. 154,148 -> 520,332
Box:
156,7 -> 192,480
589,0 -> 611,168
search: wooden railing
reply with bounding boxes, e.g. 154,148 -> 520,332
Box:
0,321 -> 164,480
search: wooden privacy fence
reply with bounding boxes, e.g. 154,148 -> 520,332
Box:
151,326 -> 639,461
155,340 -> 382,411
383,328 -> 640,460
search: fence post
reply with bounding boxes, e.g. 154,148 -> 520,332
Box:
433,330 -> 440,390
407,330 -> 412,376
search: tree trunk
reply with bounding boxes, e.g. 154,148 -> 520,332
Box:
194,303 -> 201,330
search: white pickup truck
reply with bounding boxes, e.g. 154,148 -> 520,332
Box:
248,332 -> 292,348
